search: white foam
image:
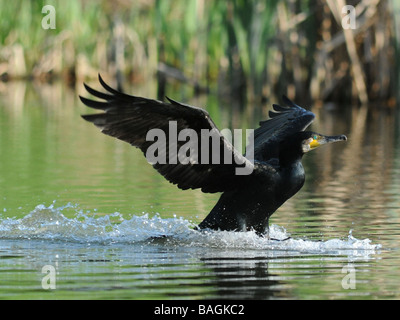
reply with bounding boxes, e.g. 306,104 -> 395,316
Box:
0,203 -> 381,255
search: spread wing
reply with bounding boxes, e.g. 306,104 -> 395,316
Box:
253,96 -> 315,161
80,75 -> 254,193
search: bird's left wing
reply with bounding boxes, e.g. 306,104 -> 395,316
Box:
253,96 -> 315,162
80,75 -> 255,193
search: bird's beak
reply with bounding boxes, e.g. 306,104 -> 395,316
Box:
310,134 -> 347,149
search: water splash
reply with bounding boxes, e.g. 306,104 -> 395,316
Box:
0,203 -> 381,254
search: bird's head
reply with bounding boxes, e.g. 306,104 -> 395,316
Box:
279,131 -> 347,166
300,131 -> 347,153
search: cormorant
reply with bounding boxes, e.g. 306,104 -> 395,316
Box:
80,75 -> 347,236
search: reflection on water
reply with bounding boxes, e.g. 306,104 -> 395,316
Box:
0,81 -> 400,299
0,204 -> 381,300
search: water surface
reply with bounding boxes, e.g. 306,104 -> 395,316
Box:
0,81 -> 399,299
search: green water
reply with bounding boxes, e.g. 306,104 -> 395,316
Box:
0,81 -> 399,300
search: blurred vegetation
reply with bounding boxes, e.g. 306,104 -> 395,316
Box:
0,0 -> 399,106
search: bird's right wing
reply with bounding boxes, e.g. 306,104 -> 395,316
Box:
253,96 -> 315,162
80,75 -> 256,193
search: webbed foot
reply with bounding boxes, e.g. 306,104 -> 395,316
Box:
269,236 -> 292,241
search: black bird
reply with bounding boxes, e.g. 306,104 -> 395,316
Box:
80,75 -> 347,236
